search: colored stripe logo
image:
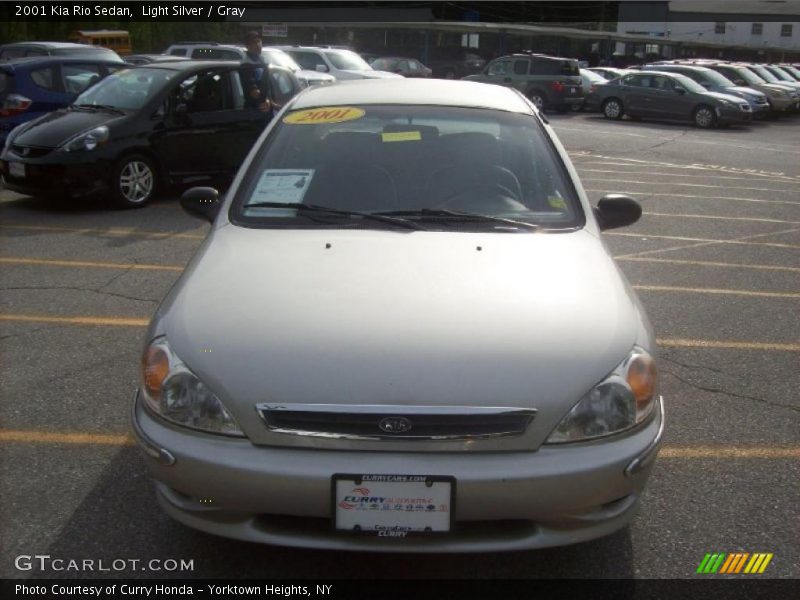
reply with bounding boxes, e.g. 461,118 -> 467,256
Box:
696,553 -> 773,574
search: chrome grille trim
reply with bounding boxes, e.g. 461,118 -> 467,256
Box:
255,403 -> 536,441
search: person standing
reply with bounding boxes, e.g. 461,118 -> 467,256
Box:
242,30 -> 273,116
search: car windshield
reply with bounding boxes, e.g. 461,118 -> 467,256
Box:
326,51 -> 372,71
765,66 -> 792,81
231,104 -> 582,231
672,74 -> 706,94
695,68 -> 735,87
749,65 -> 779,83
73,67 -> 174,110
262,49 -> 300,70
729,66 -> 764,85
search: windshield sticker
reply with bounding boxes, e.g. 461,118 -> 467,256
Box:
283,107 -> 365,125
381,131 -> 422,143
247,169 -> 315,205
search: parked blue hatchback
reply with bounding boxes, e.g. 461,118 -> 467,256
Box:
1,56 -> 125,145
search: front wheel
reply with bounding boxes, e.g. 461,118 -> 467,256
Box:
527,90 -> 546,111
111,153 -> 158,209
693,105 -> 718,129
603,98 -> 624,120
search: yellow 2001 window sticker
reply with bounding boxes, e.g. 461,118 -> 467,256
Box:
283,106 -> 365,125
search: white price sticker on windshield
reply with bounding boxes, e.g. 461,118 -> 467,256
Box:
248,169 -> 315,205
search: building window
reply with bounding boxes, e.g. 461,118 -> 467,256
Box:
715,22 -> 726,34
752,23 -> 763,35
781,24 -> 793,37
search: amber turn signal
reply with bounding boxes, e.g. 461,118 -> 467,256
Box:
143,346 -> 170,398
627,354 -> 658,408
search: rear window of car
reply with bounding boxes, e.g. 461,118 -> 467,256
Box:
30,66 -> 56,91
231,104 -> 582,230
532,58 -> 578,77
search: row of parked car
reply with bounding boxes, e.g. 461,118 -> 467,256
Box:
582,60 -> 800,127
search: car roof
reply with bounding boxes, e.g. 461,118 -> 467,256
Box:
1,41 -> 100,50
0,55 -> 125,69
133,60 -> 246,72
290,78 -> 532,113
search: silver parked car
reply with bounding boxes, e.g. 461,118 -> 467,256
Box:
133,79 -> 664,552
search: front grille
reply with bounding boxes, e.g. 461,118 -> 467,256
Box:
11,144 -> 53,158
256,404 -> 536,440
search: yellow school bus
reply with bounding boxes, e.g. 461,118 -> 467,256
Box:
69,30 -> 132,55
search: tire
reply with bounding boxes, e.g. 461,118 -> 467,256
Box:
527,90 -> 547,111
111,153 -> 158,209
602,98 -> 624,120
693,105 -> 717,129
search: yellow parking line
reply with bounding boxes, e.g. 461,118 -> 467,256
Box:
0,257 -> 184,271
657,338 -> 800,352
659,447 -> 800,458
642,212 -> 800,226
1,431 -> 798,459
0,224 -> 204,240
0,314 -> 149,327
577,168 -> 800,187
608,231 -> 800,250
616,257 -> 800,273
0,430 -> 135,445
584,178 -> 799,196
634,285 -> 800,299
584,189 -> 800,206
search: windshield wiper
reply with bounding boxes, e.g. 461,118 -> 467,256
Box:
72,104 -> 125,115
243,202 -> 425,231
374,208 -> 539,231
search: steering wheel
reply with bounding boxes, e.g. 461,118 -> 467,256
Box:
429,165 -> 526,212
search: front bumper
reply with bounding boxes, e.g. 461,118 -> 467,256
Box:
717,105 -> 752,124
0,149 -> 111,199
132,390 -> 665,552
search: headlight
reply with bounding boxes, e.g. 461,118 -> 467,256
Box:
546,347 -> 658,444
62,125 -> 109,152
141,337 -> 244,436
4,124 -> 24,149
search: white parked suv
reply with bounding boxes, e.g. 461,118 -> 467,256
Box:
275,46 -> 403,80
163,43 -> 335,87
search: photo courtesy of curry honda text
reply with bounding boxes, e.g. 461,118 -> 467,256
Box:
133,78 -> 664,552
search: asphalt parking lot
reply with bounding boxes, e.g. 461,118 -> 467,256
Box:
0,111 -> 798,579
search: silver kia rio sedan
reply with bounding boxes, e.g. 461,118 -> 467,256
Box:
133,78 -> 664,552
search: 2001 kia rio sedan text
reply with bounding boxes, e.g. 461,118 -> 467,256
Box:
132,79 -> 665,552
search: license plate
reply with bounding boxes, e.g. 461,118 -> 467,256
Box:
332,474 -> 454,537
571,87 -> 577,93
9,162 -> 24,178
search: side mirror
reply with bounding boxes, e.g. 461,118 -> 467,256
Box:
675,87 -> 686,94
700,82 -> 711,88
734,79 -> 746,86
315,64 -> 328,72
593,194 -> 641,231
180,187 -> 220,223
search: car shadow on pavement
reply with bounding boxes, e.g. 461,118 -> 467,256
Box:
43,447 -> 635,580
580,114 -> 756,133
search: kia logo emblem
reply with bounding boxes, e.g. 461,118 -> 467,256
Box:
378,416 -> 412,434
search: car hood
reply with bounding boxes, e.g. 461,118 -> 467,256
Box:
703,90 -> 748,104
10,108 -> 124,148
157,228 -> 644,441
726,85 -> 766,99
